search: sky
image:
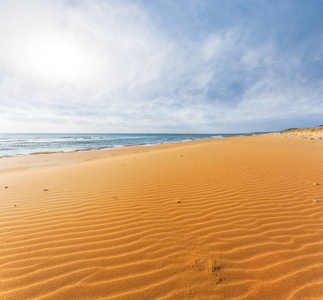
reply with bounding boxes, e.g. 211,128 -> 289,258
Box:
0,0 -> 322,133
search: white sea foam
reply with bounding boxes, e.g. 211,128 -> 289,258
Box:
211,135 -> 224,139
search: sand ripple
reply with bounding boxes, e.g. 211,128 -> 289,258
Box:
0,135 -> 323,299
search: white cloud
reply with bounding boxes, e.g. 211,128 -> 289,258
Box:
0,0 -> 173,102
0,0 -> 321,133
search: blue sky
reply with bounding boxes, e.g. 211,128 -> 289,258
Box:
0,0 -> 322,133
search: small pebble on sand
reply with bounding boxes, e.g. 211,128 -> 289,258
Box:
43,189 -> 48,191
177,201 -> 181,203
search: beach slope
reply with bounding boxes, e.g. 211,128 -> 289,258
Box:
1,135 -> 323,299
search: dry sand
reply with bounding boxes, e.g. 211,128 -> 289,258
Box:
0,135 -> 323,299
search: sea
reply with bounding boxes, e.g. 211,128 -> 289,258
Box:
0,133 -> 247,157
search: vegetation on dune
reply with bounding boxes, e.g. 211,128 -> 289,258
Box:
279,125 -> 323,134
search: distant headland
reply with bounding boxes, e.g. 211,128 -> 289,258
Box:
273,125 -> 323,139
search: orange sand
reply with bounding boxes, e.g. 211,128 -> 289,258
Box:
1,135 -> 323,299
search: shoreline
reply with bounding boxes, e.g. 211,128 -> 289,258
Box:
0,133 -> 244,158
2,126 -> 322,159
0,133 -> 321,173
0,136 -> 228,172
0,135 -> 248,172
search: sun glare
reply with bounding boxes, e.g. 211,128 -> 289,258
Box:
24,35 -> 90,85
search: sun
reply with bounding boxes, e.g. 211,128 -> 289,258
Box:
23,34 -> 90,85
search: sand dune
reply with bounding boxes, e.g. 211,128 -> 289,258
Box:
274,125 -> 323,139
1,135 -> 323,299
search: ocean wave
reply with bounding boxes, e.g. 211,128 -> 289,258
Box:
0,133 -> 244,157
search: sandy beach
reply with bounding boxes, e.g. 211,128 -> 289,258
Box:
1,134 -> 323,299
